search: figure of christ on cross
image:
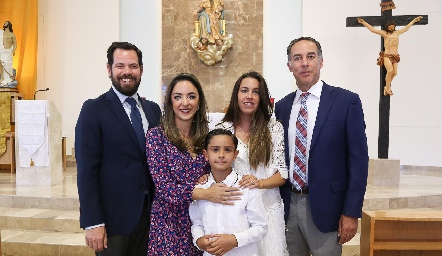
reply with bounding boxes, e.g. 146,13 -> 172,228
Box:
346,0 -> 428,159
358,16 -> 422,96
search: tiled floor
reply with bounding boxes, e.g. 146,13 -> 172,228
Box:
0,167 -> 442,209
0,165 -> 441,256
0,167 -> 78,198
0,167 -> 90,256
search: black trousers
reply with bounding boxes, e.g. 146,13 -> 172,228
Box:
96,196 -> 151,256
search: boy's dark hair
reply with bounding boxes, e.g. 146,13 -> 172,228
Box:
204,129 -> 238,150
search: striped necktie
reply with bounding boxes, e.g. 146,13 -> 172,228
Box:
293,92 -> 309,190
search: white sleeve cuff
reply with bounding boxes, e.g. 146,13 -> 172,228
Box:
85,223 -> 105,230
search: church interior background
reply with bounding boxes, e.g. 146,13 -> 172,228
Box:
0,0 -> 441,255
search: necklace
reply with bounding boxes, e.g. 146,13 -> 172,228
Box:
236,125 -> 250,143
178,127 -> 195,155
177,127 -> 189,137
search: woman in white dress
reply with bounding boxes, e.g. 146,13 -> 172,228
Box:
216,71 -> 289,256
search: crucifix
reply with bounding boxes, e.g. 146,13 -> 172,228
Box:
346,0 -> 428,159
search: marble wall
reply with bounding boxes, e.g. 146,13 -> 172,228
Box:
162,0 -> 263,112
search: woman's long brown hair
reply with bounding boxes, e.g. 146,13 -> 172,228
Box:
162,73 -> 209,153
222,71 -> 273,169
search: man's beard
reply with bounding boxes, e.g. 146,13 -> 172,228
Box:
111,72 -> 141,96
386,27 -> 396,33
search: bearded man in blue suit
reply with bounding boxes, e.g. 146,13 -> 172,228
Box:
76,42 -> 161,255
275,37 -> 368,255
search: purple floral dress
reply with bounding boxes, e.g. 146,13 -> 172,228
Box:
146,126 -> 206,256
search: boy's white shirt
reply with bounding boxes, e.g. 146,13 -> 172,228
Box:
189,169 -> 268,256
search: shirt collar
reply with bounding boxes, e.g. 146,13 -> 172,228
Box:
295,79 -> 323,102
208,169 -> 239,187
112,86 -> 140,106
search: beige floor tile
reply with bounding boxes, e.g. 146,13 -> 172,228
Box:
32,209 -> 63,219
1,241 -> 31,256
34,232 -> 76,245
0,195 -> 12,207
4,230 -> 41,243
28,243 -> 60,256
1,229 -> 25,241
7,208 -> 48,217
1,215 -> 31,230
54,211 -> 79,220
0,207 -> 24,216
61,233 -> 86,246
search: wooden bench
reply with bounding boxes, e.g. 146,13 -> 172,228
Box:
361,210 -> 442,256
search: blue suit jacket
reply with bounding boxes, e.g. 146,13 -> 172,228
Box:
75,88 -> 161,236
275,82 -> 368,233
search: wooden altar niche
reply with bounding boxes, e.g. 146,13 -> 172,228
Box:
0,87 -> 23,173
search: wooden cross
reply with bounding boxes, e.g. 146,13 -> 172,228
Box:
346,0 -> 428,159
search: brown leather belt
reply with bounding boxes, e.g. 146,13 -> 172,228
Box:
291,185 -> 309,195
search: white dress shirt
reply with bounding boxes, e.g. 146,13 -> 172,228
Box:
189,169 -> 268,256
112,86 -> 149,134
288,80 -> 323,187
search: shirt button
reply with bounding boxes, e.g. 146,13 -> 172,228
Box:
140,185 -> 145,190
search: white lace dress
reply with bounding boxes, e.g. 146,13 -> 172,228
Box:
216,118 -> 289,256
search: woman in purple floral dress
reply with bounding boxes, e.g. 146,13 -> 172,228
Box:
146,73 -> 240,255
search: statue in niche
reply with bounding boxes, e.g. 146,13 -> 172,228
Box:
0,21 -> 18,88
190,0 -> 233,66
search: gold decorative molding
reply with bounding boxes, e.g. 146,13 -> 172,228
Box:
190,33 -> 233,66
162,0 -> 263,112
0,92 -> 11,157
191,0 -> 233,65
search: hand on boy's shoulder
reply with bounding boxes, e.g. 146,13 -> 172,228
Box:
238,174 -> 260,189
205,183 -> 242,205
205,234 -> 238,255
196,174 -> 209,185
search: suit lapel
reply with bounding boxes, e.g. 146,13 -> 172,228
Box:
281,92 -> 297,128
310,83 -> 335,151
278,92 -> 296,168
105,89 -> 142,152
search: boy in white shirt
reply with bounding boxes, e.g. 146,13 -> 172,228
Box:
189,128 -> 268,256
